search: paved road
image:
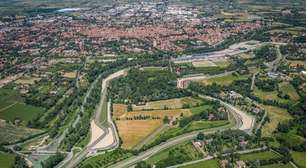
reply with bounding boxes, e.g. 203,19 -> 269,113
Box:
64,70 -> 127,168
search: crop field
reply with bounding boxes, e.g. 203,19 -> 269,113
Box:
116,120 -> 162,149
261,105 -> 292,137
292,151 -> 306,168
0,120 -> 43,144
132,97 -> 204,111
0,152 -> 15,168
113,104 -> 127,118
180,159 -> 219,168
240,150 -> 281,161
201,74 -> 250,86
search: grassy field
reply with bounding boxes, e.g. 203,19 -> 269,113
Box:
192,60 -> 217,68
291,151 -> 306,168
261,105 -> 292,137
240,150 -> 281,161
14,77 -> 41,85
190,105 -> 213,115
132,97 -> 204,111
254,82 -> 299,104
116,120 -> 163,149
146,142 -> 202,165
121,109 -> 192,120
0,88 -> 45,124
180,159 -> 219,168
279,82 -> 300,101
0,103 -> 45,124
0,152 -> 15,168
184,120 -> 229,132
201,74 -> 250,86
0,120 -> 43,144
260,163 -> 294,168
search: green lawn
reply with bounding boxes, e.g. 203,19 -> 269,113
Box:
240,151 -> 281,161
291,151 -> 306,168
0,152 -> 15,168
202,74 -> 250,86
0,103 -> 45,124
260,163 -> 293,168
190,105 -> 212,115
180,159 -> 219,168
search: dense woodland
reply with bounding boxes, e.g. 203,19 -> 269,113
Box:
109,68 -> 190,104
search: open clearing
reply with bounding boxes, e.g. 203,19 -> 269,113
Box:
0,120 -> 43,144
0,152 -> 15,168
62,71 -> 77,79
192,60 -> 217,67
240,150 -> 281,161
201,74 -> 249,86
260,163 -> 294,168
279,82 -> 300,101
180,159 -> 219,168
253,89 -> 290,104
116,120 -> 162,149
14,77 -> 41,85
288,60 -> 306,68
291,151 -> 306,168
132,97 -> 203,111
261,105 -> 292,137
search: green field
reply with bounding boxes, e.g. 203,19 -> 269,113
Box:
146,142 -> 202,165
190,105 -> 212,114
260,163 -> 293,168
0,103 -> 45,123
185,120 -> 230,132
0,152 -> 15,168
202,74 -> 250,86
240,151 -> 281,161
278,82 -> 300,101
0,88 -> 45,124
292,151 -> 306,168
180,159 -> 219,168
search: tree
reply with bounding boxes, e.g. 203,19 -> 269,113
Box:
135,161 -> 151,168
197,132 -> 205,141
163,116 -> 170,124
